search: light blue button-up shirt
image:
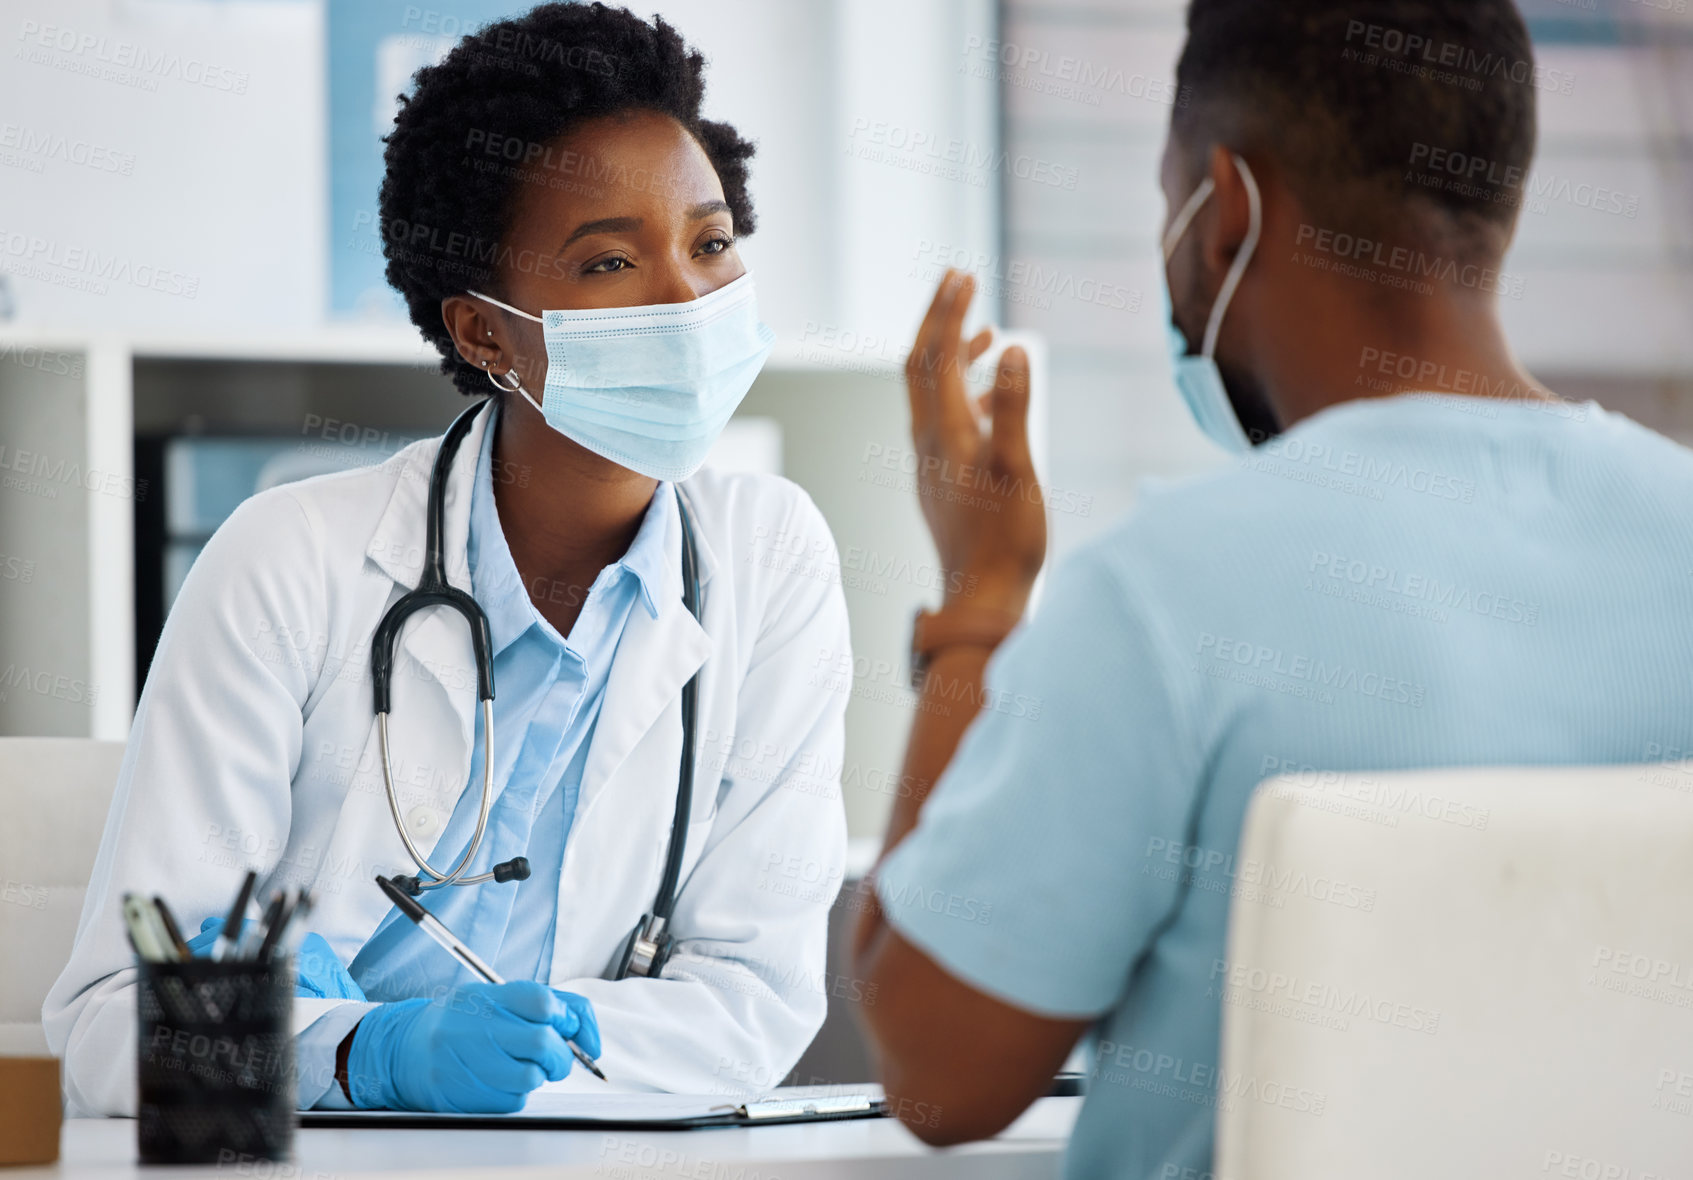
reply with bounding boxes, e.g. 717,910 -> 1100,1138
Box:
298,407 -> 673,1106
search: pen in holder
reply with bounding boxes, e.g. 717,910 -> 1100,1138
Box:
136,956 -> 296,1164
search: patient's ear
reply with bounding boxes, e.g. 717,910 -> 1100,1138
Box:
1200,145 -> 1255,277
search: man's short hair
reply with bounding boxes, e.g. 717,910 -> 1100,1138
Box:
1174,0 -> 1538,257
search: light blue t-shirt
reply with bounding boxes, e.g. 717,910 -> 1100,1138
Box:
876,394 -> 1693,1180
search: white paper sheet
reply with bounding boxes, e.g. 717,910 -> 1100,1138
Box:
318,1085 -> 882,1125
515,1091 -> 739,1122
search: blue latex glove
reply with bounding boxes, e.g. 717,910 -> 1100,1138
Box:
186,915 -> 238,957
345,981 -> 601,1112
188,918 -> 366,1001
294,933 -> 367,1000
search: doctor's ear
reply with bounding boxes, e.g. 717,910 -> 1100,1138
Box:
440,295 -> 504,373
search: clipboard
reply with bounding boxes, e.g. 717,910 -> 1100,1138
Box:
299,1090 -> 888,1132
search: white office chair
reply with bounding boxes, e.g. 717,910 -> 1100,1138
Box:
0,738 -> 125,1055
1215,764 -> 1693,1180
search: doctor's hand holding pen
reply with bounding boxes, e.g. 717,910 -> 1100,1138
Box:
324,875 -> 605,1112
337,980 -> 601,1113
131,872 -> 604,1113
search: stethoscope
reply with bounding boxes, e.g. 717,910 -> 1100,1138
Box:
370,398 -> 702,979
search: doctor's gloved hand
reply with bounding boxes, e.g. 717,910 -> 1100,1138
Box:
185,916 -> 235,958
186,919 -> 366,1001
294,932 -> 367,1001
344,981 -> 601,1112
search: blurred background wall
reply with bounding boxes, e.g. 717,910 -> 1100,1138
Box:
1000,0 -> 1693,553
1,0 -> 1690,842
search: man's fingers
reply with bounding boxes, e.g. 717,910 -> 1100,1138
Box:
989,346 -> 1034,470
938,274 -> 975,373
906,271 -> 992,442
915,268 -> 959,352
908,270 -> 962,378
931,275 -> 980,435
907,270 -> 964,433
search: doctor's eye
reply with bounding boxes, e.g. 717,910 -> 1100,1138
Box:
696,233 -> 734,257
581,253 -> 633,275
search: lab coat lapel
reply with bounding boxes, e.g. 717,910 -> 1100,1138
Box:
551,604 -> 711,979
552,499 -> 714,979
363,403 -> 491,763
579,579 -> 711,802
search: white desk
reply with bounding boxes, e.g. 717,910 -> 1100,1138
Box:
24,1101 -> 1080,1180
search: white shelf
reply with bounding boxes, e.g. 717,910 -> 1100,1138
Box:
0,328 -> 914,377
0,324 -> 443,367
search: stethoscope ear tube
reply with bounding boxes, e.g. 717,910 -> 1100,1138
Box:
372,401 -> 502,893
378,700 -> 501,890
371,586 -> 495,714
371,401 -> 497,716
617,491 -> 703,980
653,491 -> 701,924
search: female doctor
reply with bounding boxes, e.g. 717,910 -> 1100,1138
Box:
45,3 -> 849,1115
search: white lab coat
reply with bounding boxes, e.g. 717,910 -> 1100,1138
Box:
43,406 -> 851,1115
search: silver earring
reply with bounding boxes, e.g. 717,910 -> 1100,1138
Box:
486,368 -> 524,395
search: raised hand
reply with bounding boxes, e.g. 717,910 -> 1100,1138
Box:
904,270 -> 1046,613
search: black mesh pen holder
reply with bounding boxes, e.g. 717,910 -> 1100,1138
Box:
136,957 -> 296,1164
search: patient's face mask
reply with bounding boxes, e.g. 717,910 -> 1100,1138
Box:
468,272 -> 775,482
1161,153 -> 1264,454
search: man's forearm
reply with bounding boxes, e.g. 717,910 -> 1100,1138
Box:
853,600 -> 1019,962
882,645 -> 996,853
849,608 -> 1089,1144
880,580 -> 1031,856
852,642 -> 993,964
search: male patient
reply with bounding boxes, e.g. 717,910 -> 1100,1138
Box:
853,1 -> 1693,1176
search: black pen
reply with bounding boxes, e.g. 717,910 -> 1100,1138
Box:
375,874 -> 607,1082
241,893 -> 285,961
153,895 -> 192,961
215,870 -> 258,961
282,889 -> 317,954
254,890 -> 298,962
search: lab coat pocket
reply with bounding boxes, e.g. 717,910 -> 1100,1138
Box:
673,763 -> 729,886
674,811 -> 717,892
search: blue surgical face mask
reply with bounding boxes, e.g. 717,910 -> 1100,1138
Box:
467,272 -> 776,482
1160,153 -> 1262,454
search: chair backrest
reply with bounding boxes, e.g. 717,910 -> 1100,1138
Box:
0,738 -> 124,1054
1215,764 -> 1693,1180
